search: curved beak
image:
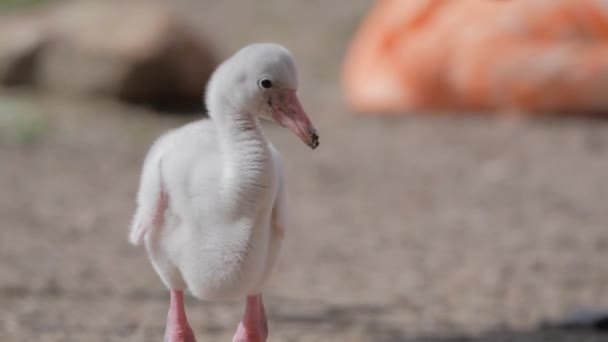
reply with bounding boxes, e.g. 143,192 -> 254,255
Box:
269,90 -> 319,149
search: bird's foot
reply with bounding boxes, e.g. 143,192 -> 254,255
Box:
164,326 -> 197,342
232,295 -> 268,342
232,322 -> 267,342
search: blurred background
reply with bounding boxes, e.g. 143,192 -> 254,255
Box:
1,0 -> 607,341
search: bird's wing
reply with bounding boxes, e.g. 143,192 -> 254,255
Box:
129,148 -> 168,246
271,149 -> 288,240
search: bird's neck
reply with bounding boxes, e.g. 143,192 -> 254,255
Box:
213,111 -> 271,212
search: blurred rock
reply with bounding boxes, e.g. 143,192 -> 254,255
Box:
0,1 -> 216,110
544,308 -> 608,331
0,15 -> 46,86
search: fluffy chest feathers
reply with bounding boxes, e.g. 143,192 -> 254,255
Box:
159,120 -> 277,225
220,129 -> 275,216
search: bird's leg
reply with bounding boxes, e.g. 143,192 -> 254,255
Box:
164,290 -> 197,342
232,295 -> 268,342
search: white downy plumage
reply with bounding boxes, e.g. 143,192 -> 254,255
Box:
129,43 -> 319,301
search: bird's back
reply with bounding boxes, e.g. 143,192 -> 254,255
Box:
134,119 -> 229,290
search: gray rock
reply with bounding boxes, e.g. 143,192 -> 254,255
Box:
0,1 -> 217,110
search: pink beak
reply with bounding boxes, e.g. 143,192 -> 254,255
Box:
270,90 -> 319,149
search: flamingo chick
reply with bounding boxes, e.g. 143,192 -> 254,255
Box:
128,43 -> 319,342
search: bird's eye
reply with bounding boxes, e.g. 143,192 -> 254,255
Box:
259,79 -> 273,89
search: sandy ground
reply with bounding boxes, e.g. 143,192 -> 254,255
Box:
1,1 -> 608,341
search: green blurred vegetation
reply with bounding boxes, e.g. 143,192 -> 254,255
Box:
0,97 -> 51,146
0,0 -> 51,11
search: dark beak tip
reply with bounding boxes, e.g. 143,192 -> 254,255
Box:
310,135 -> 319,150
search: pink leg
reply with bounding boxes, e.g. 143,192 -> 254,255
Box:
232,295 -> 268,342
164,290 -> 197,342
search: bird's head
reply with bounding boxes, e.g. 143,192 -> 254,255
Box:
206,43 -> 319,149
